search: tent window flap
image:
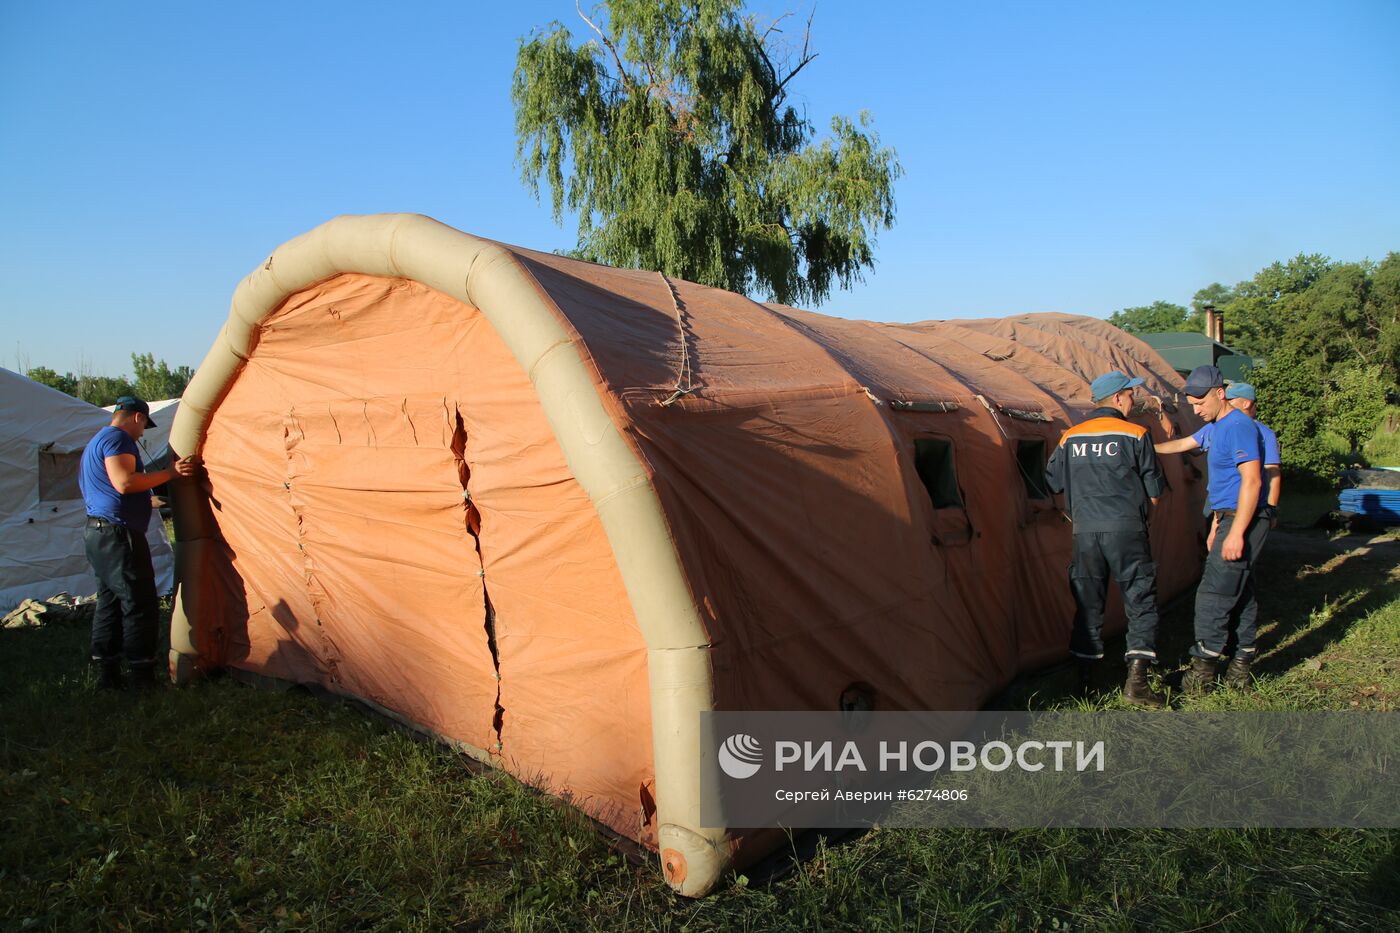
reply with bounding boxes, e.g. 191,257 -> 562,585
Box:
913,439 -> 962,509
1016,439 -> 1050,500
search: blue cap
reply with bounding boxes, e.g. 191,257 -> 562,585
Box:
113,395 -> 156,427
1182,365 -> 1225,398
1090,370 -> 1144,402
1225,382 -> 1256,401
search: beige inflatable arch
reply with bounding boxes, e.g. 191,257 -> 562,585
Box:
169,213 -> 729,895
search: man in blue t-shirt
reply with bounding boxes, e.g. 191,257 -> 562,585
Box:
79,396 -> 198,689
1174,367 -> 1271,694
1155,381 -> 1282,529
1221,383 -> 1281,529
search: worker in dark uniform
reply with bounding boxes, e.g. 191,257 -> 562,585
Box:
1045,370 -> 1166,707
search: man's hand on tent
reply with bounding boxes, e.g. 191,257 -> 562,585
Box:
171,454 -> 202,479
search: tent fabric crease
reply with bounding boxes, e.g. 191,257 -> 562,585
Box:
168,214 -> 1207,896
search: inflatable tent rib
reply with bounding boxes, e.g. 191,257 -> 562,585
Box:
169,214 -> 1205,896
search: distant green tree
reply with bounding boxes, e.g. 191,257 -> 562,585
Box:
1220,251 -> 1400,483
1337,253 -> 1400,388
1327,363 -> 1388,456
24,366 -> 78,396
25,355 -> 190,408
511,0 -> 902,306
1233,253 -> 1399,391
1224,253 -> 1333,358
1191,282 -> 1234,317
131,352 -> 193,401
1251,340 -> 1334,483
1107,300 -> 1195,335
74,375 -> 135,408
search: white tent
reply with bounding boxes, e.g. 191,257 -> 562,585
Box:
1,368 -> 175,613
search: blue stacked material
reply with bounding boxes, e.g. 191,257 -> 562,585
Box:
1339,488 -> 1400,524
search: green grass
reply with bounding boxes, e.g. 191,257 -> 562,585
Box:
1365,430 -> 1400,467
1364,405 -> 1400,466
4,528 -> 1400,931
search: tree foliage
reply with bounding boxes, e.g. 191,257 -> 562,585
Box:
24,366 -> 80,398
1222,253 -> 1332,359
1191,282 -> 1234,317
1216,252 -> 1400,388
1217,252 -> 1400,479
511,0 -> 902,306
73,375 -> 138,408
1326,363 -> 1388,455
26,367 -> 134,407
1121,251 -> 1400,481
24,352 -> 191,408
1106,300 -> 1198,335
131,352 -> 193,401
1251,344 -> 1335,482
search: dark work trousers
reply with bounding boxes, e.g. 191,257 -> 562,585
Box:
84,520 -> 159,667
1191,512 -> 1270,660
1068,529 -> 1161,662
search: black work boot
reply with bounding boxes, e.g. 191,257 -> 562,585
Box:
129,662 -> 159,691
1122,659 -> 1166,708
1181,657 -> 1220,695
1223,656 -> 1255,691
1076,661 -> 1095,698
94,659 -> 124,691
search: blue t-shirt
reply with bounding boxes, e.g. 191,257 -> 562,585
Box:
1191,422 -> 1213,451
1256,421 -> 1280,466
79,426 -> 153,532
1192,419 -> 1280,465
1204,409 -> 1267,511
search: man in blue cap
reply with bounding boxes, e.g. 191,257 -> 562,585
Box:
1155,381 -> 1281,535
1045,370 -> 1166,706
1223,383 -> 1282,531
1175,366 -> 1271,693
79,396 -> 198,690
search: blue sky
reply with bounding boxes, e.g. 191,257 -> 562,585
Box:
2,0 -> 1397,377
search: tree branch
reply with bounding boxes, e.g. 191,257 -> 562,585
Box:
757,42 -> 779,92
576,1 -> 634,90
762,11 -> 794,42
772,9 -> 818,98
1343,328 -> 1373,363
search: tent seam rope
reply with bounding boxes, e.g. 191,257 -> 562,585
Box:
658,273 -> 696,407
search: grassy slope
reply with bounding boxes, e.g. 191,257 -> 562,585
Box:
3,529 -> 1398,932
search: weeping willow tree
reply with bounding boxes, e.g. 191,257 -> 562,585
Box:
512,1 -> 902,307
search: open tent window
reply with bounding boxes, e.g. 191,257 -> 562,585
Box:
1016,439 -> 1051,500
913,438 -> 962,509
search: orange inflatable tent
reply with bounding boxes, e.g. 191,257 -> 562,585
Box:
169,214 -> 1206,895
